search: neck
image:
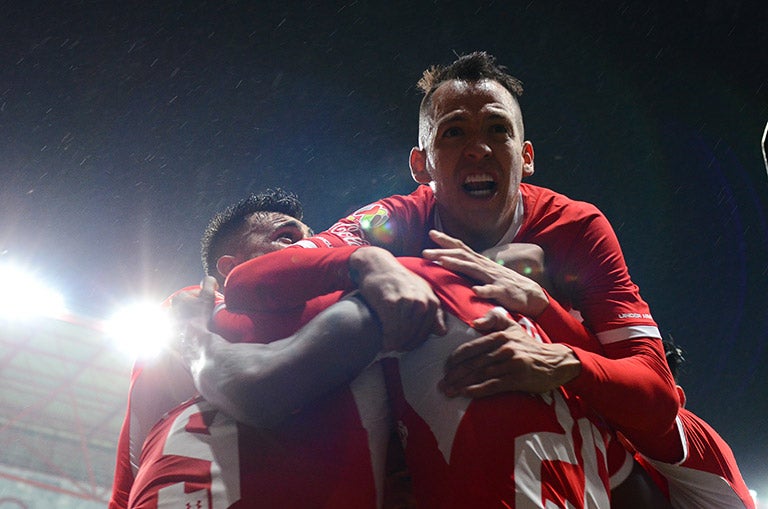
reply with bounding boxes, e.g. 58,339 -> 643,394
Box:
438,213 -> 509,253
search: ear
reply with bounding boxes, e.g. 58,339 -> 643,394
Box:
522,141 -> 535,178
409,147 -> 431,184
216,255 -> 238,279
676,385 -> 686,408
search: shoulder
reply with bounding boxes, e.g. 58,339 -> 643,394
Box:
520,183 -> 603,220
518,184 -> 610,242
337,186 -> 435,228
372,185 -> 434,211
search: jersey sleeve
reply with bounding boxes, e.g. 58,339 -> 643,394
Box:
560,210 -> 659,343
518,186 -> 678,441
292,186 -> 435,256
638,409 -> 755,508
224,246 -> 360,313
518,186 -> 660,344
535,289 -> 603,354
109,286 -> 204,508
565,337 -> 679,438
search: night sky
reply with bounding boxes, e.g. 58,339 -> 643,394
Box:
1,0 -> 767,491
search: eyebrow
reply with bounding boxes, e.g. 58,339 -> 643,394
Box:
435,109 -> 512,125
435,111 -> 467,125
274,219 -> 305,231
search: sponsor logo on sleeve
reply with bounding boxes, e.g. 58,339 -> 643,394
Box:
617,313 -> 653,320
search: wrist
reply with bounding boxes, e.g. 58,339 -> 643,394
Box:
528,288 -> 550,317
348,246 -> 395,284
553,344 -> 582,385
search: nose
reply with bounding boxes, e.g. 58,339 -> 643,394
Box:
463,135 -> 492,160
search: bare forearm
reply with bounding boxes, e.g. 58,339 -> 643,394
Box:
195,296 -> 382,428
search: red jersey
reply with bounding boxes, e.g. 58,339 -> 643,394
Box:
295,184 -> 679,438
110,287 -> 206,509
378,259 -> 632,508
112,279 -> 390,509
298,183 -> 659,343
223,250 -> 635,508
128,368 -> 389,509
635,409 -> 754,508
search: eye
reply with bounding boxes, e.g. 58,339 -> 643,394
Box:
442,126 -> 463,138
490,124 -> 510,135
274,227 -> 304,244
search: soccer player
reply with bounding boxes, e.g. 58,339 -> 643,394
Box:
117,192 -> 665,507
110,189 -> 439,509
198,244 -> 649,508
430,239 -> 754,507
295,51 -> 679,450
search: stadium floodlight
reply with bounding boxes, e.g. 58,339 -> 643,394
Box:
0,263 -> 66,321
105,301 -> 175,359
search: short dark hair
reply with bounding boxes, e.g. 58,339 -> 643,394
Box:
418,51 -> 523,98
662,336 -> 686,380
417,51 -> 525,145
200,188 -> 304,278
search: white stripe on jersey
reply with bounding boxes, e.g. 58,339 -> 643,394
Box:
597,325 -> 661,344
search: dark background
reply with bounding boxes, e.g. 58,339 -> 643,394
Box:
1,0 -> 766,492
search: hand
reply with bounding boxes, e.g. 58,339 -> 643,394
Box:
471,305 -> 517,332
439,310 -> 581,398
481,242 -> 553,292
170,276 -> 218,367
422,230 -> 549,317
350,247 -> 447,351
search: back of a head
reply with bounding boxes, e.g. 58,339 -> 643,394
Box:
662,336 -> 685,380
200,188 -> 305,283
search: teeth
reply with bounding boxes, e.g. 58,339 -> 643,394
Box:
462,173 -> 497,196
464,173 -> 494,184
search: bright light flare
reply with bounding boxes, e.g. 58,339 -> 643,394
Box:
105,301 -> 175,359
0,263 -> 66,321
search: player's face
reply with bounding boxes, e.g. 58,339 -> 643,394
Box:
238,212 -> 311,261
410,79 -> 534,250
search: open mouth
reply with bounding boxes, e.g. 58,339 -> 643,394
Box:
462,174 -> 497,197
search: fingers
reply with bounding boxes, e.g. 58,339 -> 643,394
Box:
170,279 -> 222,350
199,275 -> 218,303
428,229 -> 466,249
423,233 -> 499,284
432,306 -> 447,336
382,297 -> 444,351
358,261 -> 445,351
432,255 -> 494,283
405,300 -> 440,350
439,359 -> 511,398
458,379 -> 508,399
472,307 -> 513,332
472,283 -> 502,301
444,333 -> 507,370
